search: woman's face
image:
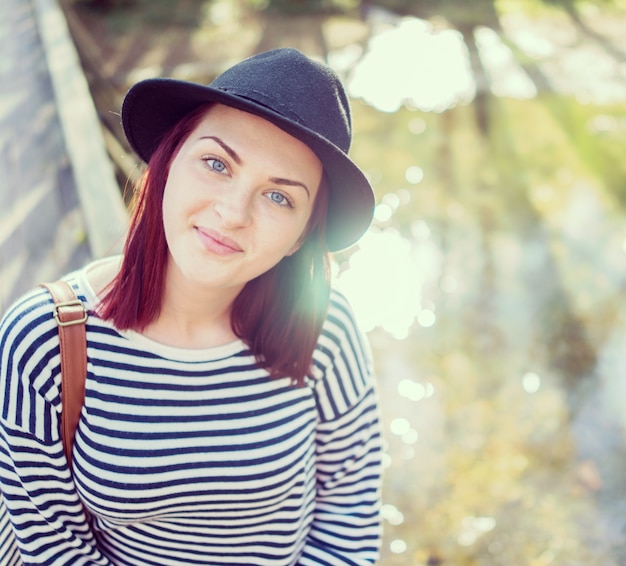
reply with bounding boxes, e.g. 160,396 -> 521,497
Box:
162,104 -> 323,296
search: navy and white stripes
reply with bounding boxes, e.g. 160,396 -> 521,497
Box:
0,266 -> 382,565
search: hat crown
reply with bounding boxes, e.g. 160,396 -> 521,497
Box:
210,49 -> 352,154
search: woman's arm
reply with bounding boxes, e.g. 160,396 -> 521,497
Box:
300,292 -> 383,565
0,288 -> 110,565
300,388 -> 382,565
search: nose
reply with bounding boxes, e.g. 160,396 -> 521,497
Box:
213,186 -> 253,228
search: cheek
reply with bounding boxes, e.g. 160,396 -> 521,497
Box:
162,158 -> 191,212
162,170 -> 194,223
161,181 -> 182,247
269,217 -> 311,258
161,183 -> 173,227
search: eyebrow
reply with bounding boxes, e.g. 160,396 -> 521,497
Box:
200,136 -> 242,165
200,135 -> 310,197
269,177 -> 310,197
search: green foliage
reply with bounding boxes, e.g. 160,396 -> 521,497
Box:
243,0 -> 358,15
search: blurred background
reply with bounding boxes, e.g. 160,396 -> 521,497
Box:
2,0 -> 626,563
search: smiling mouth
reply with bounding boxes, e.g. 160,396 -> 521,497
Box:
195,227 -> 243,255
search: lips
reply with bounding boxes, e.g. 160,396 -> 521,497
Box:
195,227 -> 243,256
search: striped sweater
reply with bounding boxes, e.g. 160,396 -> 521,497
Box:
0,265 -> 382,565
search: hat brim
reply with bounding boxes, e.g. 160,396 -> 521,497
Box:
121,78 -> 374,251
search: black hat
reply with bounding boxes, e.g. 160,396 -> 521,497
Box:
121,48 -> 374,251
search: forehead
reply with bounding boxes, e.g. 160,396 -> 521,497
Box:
184,103 -> 323,178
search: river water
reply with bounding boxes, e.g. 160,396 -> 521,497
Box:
331,6 -> 626,565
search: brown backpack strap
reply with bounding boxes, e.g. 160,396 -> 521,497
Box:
40,281 -> 88,471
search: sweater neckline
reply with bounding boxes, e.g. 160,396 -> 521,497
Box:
76,257 -> 248,363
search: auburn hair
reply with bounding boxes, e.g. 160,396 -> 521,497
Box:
99,104 -> 331,386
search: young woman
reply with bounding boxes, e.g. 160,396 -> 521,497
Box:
0,48 -> 382,565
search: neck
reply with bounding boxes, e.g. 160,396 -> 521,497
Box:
144,260 -> 243,349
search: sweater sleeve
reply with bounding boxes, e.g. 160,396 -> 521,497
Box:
0,288 -> 110,565
299,292 -> 383,565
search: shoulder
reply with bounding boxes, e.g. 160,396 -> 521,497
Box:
0,285 -> 58,352
317,288 -> 370,363
82,255 -> 122,300
0,286 -> 61,426
310,289 -> 375,419
0,264 -> 92,345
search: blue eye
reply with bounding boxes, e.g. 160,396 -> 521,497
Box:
205,158 -> 227,173
268,192 -> 292,207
